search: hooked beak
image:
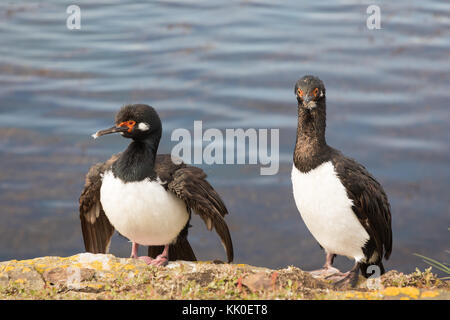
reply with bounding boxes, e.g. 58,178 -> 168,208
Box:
302,94 -> 312,105
91,125 -> 129,139
302,95 -> 317,109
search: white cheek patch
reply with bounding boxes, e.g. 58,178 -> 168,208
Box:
138,122 -> 150,131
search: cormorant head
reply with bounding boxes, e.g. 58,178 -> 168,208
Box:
294,75 -> 326,109
92,104 -> 162,141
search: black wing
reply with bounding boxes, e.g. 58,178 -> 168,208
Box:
331,150 -> 392,261
156,155 -> 234,262
79,154 -> 119,253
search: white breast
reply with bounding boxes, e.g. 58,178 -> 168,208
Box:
291,162 -> 369,262
100,171 -> 189,246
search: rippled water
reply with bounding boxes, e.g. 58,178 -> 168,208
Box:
0,1 -> 449,275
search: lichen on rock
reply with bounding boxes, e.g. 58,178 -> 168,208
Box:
0,254 -> 448,300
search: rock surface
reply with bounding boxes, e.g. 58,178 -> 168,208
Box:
0,253 -> 448,300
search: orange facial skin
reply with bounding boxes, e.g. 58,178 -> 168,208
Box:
119,120 -> 136,132
297,87 -> 319,99
313,88 -> 319,97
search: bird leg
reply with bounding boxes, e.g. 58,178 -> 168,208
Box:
332,261 -> 361,289
130,242 -> 153,265
150,244 -> 169,266
130,242 -> 139,258
309,253 -> 341,278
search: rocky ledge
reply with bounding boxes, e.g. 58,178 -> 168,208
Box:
0,253 -> 448,300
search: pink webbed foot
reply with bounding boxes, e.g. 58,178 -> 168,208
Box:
332,262 -> 361,289
148,244 -> 169,267
130,242 -> 154,265
137,256 -> 154,265
150,254 -> 168,267
333,271 -> 359,289
309,266 -> 342,279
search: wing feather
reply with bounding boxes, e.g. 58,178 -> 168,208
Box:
79,154 -> 119,253
165,164 -> 234,262
332,152 -> 392,260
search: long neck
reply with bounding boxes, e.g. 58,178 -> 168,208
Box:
293,100 -> 329,172
113,137 -> 160,182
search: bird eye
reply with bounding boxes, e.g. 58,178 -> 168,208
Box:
313,88 -> 319,97
297,88 -> 304,97
118,120 -> 136,132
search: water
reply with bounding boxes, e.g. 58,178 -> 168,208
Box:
0,0 -> 449,275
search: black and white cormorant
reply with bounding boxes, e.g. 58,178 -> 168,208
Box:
291,75 -> 392,287
79,104 -> 233,266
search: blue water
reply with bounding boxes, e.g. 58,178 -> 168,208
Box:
0,0 -> 449,275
